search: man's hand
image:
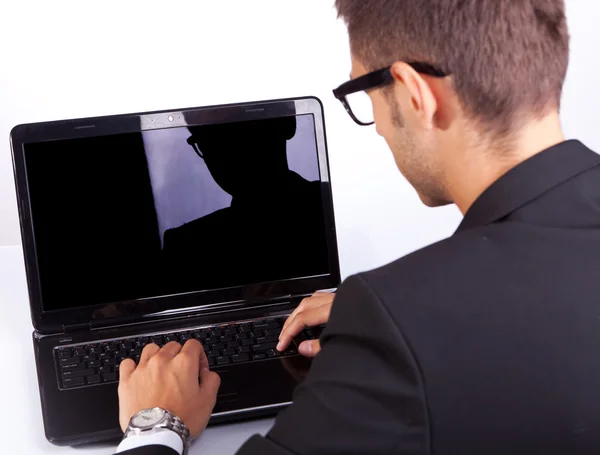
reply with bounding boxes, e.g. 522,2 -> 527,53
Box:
277,291 -> 335,357
118,339 -> 221,439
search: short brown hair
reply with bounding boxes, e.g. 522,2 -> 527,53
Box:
335,0 -> 570,136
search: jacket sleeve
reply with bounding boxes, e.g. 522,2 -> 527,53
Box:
117,445 -> 179,455
235,274 -> 430,455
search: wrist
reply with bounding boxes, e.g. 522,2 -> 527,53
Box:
122,407 -> 190,455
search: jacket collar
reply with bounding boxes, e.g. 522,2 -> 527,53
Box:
456,140 -> 600,233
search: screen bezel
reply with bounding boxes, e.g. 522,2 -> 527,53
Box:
10,96 -> 340,334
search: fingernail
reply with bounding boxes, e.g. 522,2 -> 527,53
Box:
299,342 -> 311,356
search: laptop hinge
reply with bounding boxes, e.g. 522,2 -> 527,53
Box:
62,322 -> 92,333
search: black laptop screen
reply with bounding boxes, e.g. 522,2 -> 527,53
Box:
23,115 -> 330,311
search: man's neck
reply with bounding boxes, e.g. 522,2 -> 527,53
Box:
449,113 -> 566,215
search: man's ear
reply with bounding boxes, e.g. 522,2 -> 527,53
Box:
390,61 -> 438,130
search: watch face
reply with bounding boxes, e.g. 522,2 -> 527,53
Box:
131,408 -> 166,429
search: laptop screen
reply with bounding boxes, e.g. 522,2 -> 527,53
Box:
23,114 -> 331,312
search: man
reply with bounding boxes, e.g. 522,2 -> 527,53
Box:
115,1 -> 600,454
162,117 -> 328,293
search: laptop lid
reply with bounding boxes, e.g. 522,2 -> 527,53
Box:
11,97 -> 340,334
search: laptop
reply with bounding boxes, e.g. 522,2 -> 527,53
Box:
10,96 -> 340,446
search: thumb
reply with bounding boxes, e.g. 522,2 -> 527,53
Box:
299,339 -> 321,357
199,368 -> 221,400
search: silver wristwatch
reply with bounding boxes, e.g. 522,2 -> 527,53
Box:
124,407 -> 191,455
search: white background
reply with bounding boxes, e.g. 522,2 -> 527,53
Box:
0,2 -> 599,455
1,1 -> 599,278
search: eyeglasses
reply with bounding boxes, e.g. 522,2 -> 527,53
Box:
186,136 -> 205,160
332,62 -> 450,126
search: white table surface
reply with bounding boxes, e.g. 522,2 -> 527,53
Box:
0,245 -> 274,455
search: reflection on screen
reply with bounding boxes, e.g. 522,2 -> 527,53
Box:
24,115 -> 330,311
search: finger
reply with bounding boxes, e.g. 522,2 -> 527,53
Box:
298,339 -> 321,358
178,339 -> 206,376
277,304 -> 330,351
119,358 -> 136,380
199,367 -> 221,400
282,294 -> 332,332
139,343 -> 161,365
158,341 -> 183,359
283,294 -> 331,331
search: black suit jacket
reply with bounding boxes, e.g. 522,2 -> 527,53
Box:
120,140 -> 600,455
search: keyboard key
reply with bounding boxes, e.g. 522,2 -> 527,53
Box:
63,377 -> 84,388
60,362 -> 85,371
62,368 -> 95,379
74,347 -> 87,356
98,366 -> 113,374
57,349 -> 72,359
253,322 -> 280,330
102,372 -> 118,382
223,348 -> 235,356
216,356 -> 230,365
238,346 -> 251,354
86,375 -> 101,385
220,335 -> 234,343
59,357 -> 80,366
151,336 -> 163,346
82,354 -> 97,362
227,341 -> 240,348
235,332 -> 248,340
267,349 -> 281,358
241,339 -> 255,346
239,324 -> 253,333
232,354 -> 250,363
211,343 -> 225,350
88,360 -> 101,368
252,353 -> 266,360
98,351 -> 112,360
255,335 -> 280,344
208,358 -> 216,367
252,342 -> 278,352
207,351 -> 220,358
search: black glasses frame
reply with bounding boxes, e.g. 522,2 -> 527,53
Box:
332,62 -> 450,126
186,135 -> 205,159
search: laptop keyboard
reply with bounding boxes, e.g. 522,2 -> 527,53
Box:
55,317 -> 325,390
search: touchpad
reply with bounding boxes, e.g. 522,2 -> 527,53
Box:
215,370 -> 238,398
210,356 -> 311,414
